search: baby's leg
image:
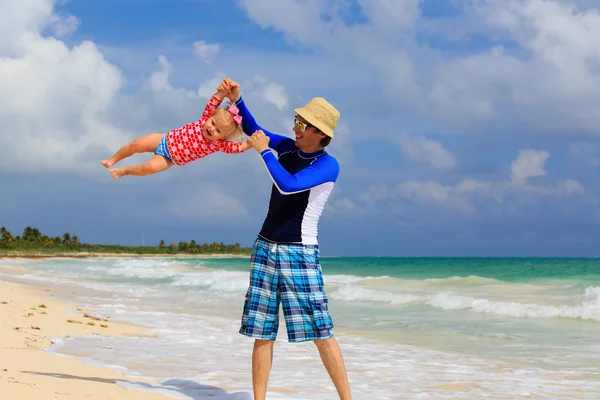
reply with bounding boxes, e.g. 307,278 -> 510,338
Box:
101,133 -> 164,168
109,155 -> 172,180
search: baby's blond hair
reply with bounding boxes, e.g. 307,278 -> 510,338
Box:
212,107 -> 243,141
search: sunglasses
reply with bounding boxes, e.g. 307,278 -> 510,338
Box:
294,116 -> 314,132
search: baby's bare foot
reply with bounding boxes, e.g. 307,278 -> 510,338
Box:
109,168 -> 125,180
100,159 -> 113,168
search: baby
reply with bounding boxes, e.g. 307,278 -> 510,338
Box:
101,82 -> 251,179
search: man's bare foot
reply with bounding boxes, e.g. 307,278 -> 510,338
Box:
100,159 -> 114,168
109,168 -> 126,180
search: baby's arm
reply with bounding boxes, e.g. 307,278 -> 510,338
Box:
200,95 -> 223,123
240,142 -> 252,152
217,78 -> 294,152
199,84 -> 229,123
219,140 -> 251,154
214,86 -> 227,101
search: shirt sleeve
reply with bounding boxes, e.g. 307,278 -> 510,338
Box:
169,94 -> 222,136
199,95 -> 223,126
235,96 -> 296,154
218,141 -> 244,154
259,149 -> 339,194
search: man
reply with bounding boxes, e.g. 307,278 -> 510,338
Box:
219,79 -> 352,400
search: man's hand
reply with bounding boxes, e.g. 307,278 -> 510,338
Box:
247,130 -> 270,153
217,78 -> 241,102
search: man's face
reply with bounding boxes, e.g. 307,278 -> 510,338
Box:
293,115 -> 324,151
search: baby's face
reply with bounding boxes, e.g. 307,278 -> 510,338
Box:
202,114 -> 235,141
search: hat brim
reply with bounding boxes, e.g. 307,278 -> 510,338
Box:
294,107 -> 334,139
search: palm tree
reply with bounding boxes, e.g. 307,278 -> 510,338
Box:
23,226 -> 33,241
0,227 -> 13,248
71,236 -> 80,249
31,228 -> 42,242
177,241 -> 188,252
62,232 -> 71,246
159,240 -> 166,248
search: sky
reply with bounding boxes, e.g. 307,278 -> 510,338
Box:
2,0 -> 600,257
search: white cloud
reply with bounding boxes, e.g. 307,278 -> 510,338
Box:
0,2 -> 268,180
397,133 -> 456,170
396,179 -> 490,213
510,149 -> 550,184
569,142 -> 600,166
196,72 -> 227,99
168,187 -> 249,223
0,1 -> 125,173
357,0 -> 421,33
146,55 -> 175,93
391,150 -> 584,214
327,197 -> 360,214
237,0 -> 600,134
193,40 -> 220,64
48,12 -> 78,38
3,0 -> 596,230
262,82 -> 288,110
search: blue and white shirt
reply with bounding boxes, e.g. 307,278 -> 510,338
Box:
235,97 -> 339,245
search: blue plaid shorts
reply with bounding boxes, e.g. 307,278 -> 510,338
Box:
154,133 -> 173,162
239,237 -> 334,343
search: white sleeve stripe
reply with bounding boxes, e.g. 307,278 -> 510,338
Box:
259,155 -> 308,195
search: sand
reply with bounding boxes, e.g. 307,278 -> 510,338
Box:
0,279 -> 176,400
0,252 -> 249,259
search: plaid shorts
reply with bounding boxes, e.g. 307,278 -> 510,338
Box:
239,237 -> 334,343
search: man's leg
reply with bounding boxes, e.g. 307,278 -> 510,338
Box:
315,337 -> 352,400
252,339 -> 275,400
279,243 -> 352,399
239,238 -> 280,399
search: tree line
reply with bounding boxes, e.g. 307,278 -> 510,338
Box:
0,226 -> 252,255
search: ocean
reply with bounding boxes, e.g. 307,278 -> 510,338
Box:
1,256 -> 599,399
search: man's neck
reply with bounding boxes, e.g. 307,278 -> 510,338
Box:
298,144 -> 324,154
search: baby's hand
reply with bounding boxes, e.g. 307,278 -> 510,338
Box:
217,80 -> 229,96
227,80 -> 241,102
217,78 -> 240,102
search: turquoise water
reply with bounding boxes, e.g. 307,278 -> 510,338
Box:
2,256 -> 599,399
199,256 -> 600,281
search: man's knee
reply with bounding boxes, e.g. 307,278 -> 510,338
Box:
255,339 -> 273,344
254,339 -> 275,350
313,337 -> 336,349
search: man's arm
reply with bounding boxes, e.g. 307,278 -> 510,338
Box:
234,97 -> 295,153
259,150 -> 339,194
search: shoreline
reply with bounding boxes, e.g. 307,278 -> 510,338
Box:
0,252 -> 250,259
0,277 -> 178,400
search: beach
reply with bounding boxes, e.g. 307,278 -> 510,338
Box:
2,256 -> 600,399
0,279 -> 175,400
0,252 -> 250,259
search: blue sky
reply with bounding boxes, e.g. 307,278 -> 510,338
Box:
2,0 -> 600,256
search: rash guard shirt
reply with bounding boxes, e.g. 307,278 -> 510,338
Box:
166,95 -> 244,166
235,97 -> 339,245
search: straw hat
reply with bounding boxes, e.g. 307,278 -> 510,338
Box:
294,97 -> 340,139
